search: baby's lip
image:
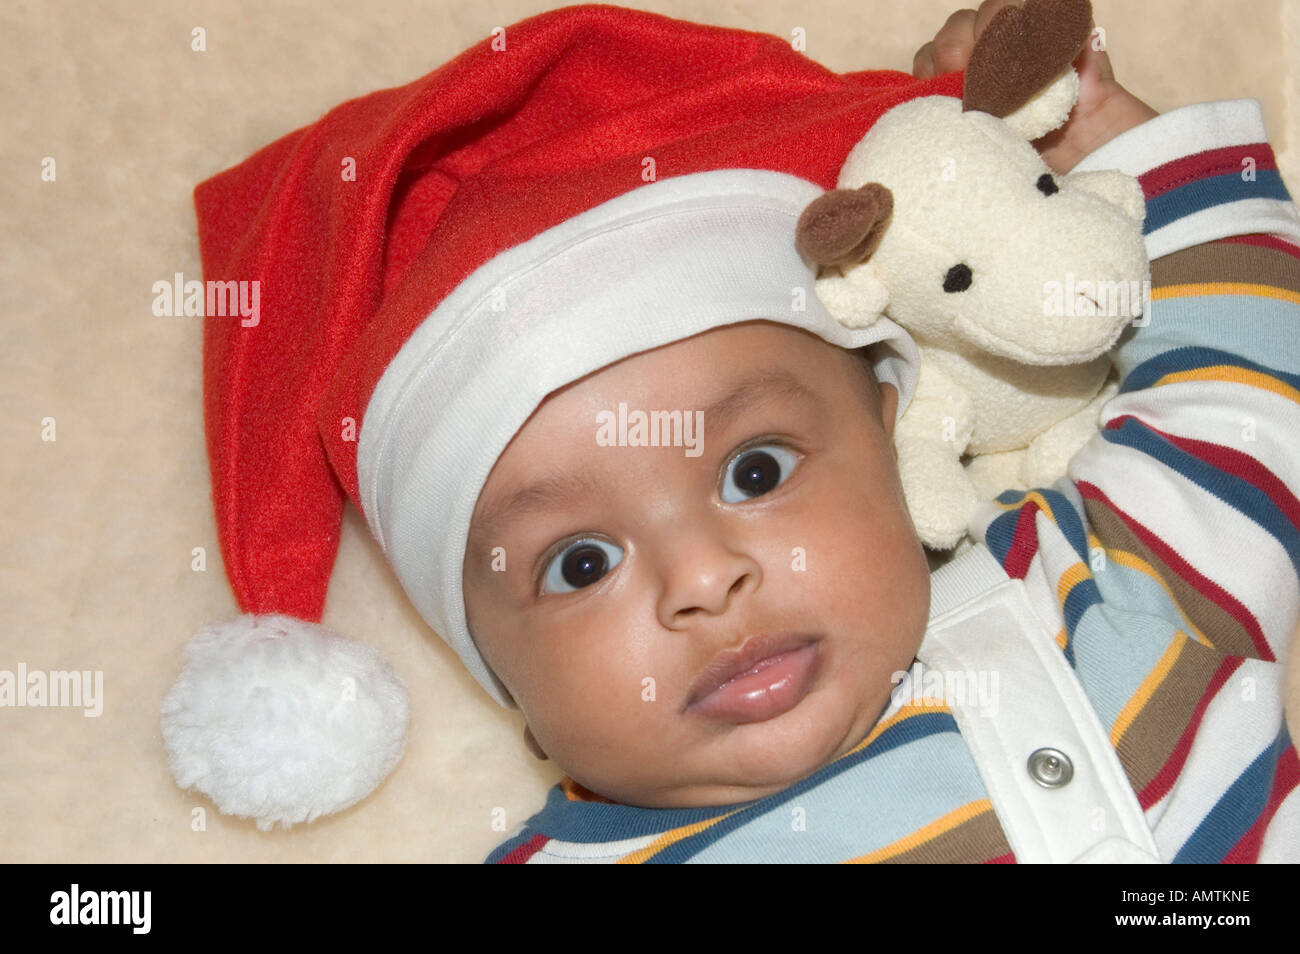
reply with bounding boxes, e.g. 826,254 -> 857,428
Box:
683,632 -> 821,712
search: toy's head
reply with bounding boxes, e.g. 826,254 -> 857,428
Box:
797,0 -> 1149,365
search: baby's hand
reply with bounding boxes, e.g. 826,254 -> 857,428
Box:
911,0 -> 1159,175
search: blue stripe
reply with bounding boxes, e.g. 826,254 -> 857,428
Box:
1119,345 -> 1300,396
1098,417 -> 1300,572
1034,486 -> 1091,564
982,503 -> 1023,569
985,485 -> 1090,566
686,730 -> 993,862
1059,576 -> 1101,669
1114,293 -> 1300,381
1172,722 -> 1293,863
1144,170 -> 1292,234
522,780 -> 737,844
647,711 -> 962,862
1069,608 -> 1190,733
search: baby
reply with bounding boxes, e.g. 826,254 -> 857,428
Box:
464,320 -> 929,809
473,6 -> 1300,862
166,0 -> 1299,863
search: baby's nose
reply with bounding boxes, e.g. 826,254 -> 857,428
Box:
651,529 -> 762,629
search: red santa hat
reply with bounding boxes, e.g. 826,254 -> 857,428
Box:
161,2 -> 963,831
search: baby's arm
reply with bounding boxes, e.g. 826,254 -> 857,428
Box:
1060,111 -> 1300,666
1009,95 -> 1300,863
919,1 -> 1300,665
924,0 -> 1300,862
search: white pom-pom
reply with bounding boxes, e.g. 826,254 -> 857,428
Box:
160,614 -> 409,831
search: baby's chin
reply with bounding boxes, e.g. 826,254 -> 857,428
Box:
575,679 -> 881,809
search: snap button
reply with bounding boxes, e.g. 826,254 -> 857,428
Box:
1027,747 -> 1074,788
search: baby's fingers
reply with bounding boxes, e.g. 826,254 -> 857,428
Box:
911,0 -> 1024,78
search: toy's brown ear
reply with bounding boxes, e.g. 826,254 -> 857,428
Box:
795,183 -> 893,269
962,0 -> 1092,117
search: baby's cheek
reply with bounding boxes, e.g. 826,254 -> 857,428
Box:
801,506 -> 880,580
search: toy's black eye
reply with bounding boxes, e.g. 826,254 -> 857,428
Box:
943,263 -> 972,293
1037,173 -> 1059,196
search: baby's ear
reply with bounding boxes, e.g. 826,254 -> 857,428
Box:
523,723 -> 549,761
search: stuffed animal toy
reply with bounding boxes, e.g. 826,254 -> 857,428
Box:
795,0 -> 1149,550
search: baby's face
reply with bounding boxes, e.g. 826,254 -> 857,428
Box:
463,320 -> 931,807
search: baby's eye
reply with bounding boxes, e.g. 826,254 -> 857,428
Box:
720,443 -> 800,504
540,537 -> 624,595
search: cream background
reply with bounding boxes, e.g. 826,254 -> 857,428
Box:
3,0 -> 1298,862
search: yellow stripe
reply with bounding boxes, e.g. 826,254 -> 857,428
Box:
1153,365 -> 1300,405
843,799 -> 995,863
1152,281 -> 1300,306
1052,561 -> 1093,653
617,812 -> 741,863
1087,532 -> 1215,649
1111,630 -> 1188,747
994,489 -> 1059,521
993,489 -> 1029,510
561,777 -> 616,803
1057,560 -> 1091,604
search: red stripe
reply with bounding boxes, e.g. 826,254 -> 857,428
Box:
1077,481 -> 1274,661
1139,143 -> 1276,198
1217,233 -> 1300,260
498,833 -> 549,864
1222,742 -> 1300,863
983,852 -> 1016,864
1104,415 -> 1300,536
1135,656 -> 1241,809
1002,501 -> 1042,580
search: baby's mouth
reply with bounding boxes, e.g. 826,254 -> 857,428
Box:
683,633 -> 822,725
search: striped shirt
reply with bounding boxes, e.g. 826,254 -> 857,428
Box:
486,98 -> 1300,864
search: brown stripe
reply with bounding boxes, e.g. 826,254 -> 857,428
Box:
1151,242 -> 1300,296
877,806 -> 1013,863
1084,498 -> 1259,659
1113,634 -> 1225,795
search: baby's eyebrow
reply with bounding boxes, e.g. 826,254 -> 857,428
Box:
470,470 -> 607,552
698,366 -> 824,441
468,365 -> 825,549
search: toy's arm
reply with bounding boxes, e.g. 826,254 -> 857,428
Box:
894,361 -> 976,549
